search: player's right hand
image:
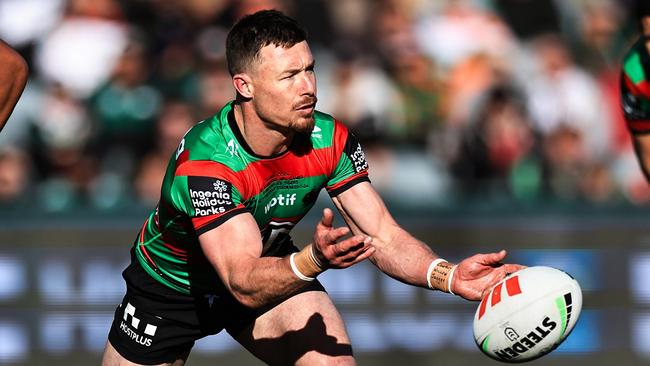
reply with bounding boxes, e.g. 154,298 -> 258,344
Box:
452,250 -> 526,301
312,208 -> 375,269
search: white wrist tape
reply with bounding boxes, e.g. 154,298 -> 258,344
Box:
290,253 -> 315,282
447,264 -> 457,296
426,258 -> 447,289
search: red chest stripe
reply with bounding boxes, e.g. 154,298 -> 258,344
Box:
624,73 -> 650,99
175,146 -> 335,199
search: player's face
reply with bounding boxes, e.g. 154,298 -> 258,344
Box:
249,41 -> 317,134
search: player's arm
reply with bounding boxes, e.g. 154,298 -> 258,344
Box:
0,40 -> 28,130
632,134 -> 650,181
622,14 -> 650,182
633,17 -> 650,182
198,211 -> 374,309
330,182 -> 524,301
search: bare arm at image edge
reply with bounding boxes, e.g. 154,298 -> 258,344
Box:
636,18 -> 650,182
632,134 -> 650,182
0,40 -> 28,131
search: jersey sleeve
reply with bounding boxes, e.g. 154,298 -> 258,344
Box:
621,38 -> 650,135
326,120 -> 371,196
170,160 -> 249,235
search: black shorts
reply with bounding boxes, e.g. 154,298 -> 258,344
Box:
108,249 -> 325,365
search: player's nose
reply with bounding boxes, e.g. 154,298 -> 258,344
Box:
300,71 -> 316,96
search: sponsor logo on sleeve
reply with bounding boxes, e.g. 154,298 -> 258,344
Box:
188,177 -> 235,216
350,143 -> 369,173
343,133 -> 369,173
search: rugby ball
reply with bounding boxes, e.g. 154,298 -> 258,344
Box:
473,266 -> 582,363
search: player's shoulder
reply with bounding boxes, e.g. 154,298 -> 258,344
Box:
622,37 -> 649,78
177,103 -> 245,171
312,110 -> 350,143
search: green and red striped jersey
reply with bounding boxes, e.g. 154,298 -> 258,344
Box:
134,101 -> 370,294
621,37 -> 650,134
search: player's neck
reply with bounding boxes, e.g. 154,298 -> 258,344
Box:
233,102 -> 294,157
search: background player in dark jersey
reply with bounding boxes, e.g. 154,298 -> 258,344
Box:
0,40 -> 28,131
621,1 -> 650,182
103,10 -> 524,366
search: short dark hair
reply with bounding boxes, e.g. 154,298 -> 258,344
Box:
226,9 -> 307,76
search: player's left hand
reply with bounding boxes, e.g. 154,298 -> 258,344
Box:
451,250 -> 525,301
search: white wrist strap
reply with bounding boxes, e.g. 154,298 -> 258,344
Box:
426,258 -> 447,289
290,253 -> 315,282
447,265 -> 457,296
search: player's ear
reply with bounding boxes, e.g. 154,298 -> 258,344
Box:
233,73 -> 254,99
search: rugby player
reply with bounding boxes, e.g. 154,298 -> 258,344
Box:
103,10 -> 524,366
621,1 -> 650,181
0,40 -> 27,130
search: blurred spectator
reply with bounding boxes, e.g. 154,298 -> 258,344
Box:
579,160 -> 619,204
196,60 -> 234,118
294,0 -> 336,48
568,1 -> 631,159
370,1 -> 442,146
0,0 -> 65,48
541,125 -> 582,200
570,0 -> 627,73
28,83 -> 96,209
390,52 -> 442,146
323,0 -> 370,41
522,34 -> 612,159
31,84 -> 93,180
0,0 -> 646,211
153,39 -> 200,102
451,85 -> 538,199
35,0 -> 128,98
494,0 -> 561,40
320,42 -> 405,143
134,100 -> 196,205
442,53 -> 509,128
414,0 -> 517,71
231,0 -> 289,21
0,147 -> 31,205
90,33 -> 162,165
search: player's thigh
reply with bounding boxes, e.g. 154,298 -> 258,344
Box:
229,290 -> 355,366
101,340 -> 188,366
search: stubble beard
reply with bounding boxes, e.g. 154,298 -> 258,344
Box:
292,96 -> 317,134
292,115 -> 315,134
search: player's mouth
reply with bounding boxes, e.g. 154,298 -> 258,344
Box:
295,98 -> 317,112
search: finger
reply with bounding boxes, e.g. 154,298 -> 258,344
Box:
324,226 -> 350,243
319,208 -> 334,228
338,245 -> 376,268
334,235 -> 371,254
338,243 -> 370,263
502,264 -> 526,274
335,236 -> 372,258
479,250 -> 507,266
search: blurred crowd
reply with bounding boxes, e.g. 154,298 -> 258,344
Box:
0,0 -> 648,212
